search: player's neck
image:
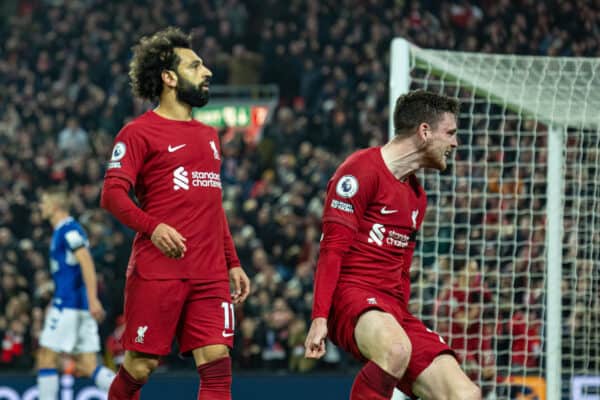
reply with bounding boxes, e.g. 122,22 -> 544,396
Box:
380,140 -> 422,181
154,97 -> 193,121
50,211 -> 70,228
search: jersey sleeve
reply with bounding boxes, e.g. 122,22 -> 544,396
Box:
63,227 -> 88,251
311,221 -> 355,319
222,210 -> 241,269
104,124 -> 148,185
322,159 -> 378,231
100,176 -> 161,236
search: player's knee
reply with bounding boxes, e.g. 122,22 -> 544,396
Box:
193,344 -> 230,366
37,347 -> 57,369
450,383 -> 481,400
381,341 -> 412,377
126,357 -> 159,381
74,360 -> 96,377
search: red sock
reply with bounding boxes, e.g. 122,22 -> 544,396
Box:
350,361 -> 398,400
197,357 -> 232,400
108,366 -> 146,400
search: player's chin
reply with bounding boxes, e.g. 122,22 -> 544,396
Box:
432,158 -> 447,171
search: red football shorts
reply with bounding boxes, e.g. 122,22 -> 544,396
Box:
328,285 -> 455,398
121,268 -> 234,355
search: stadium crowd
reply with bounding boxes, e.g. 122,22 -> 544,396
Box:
1,0 -> 598,395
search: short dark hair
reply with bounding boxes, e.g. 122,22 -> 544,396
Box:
129,27 -> 192,101
393,90 -> 459,136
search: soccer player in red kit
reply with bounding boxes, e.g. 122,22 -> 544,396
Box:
100,27 -> 250,400
304,91 -> 481,400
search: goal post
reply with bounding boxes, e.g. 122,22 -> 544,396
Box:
389,38 -> 600,399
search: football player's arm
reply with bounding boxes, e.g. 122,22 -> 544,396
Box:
73,246 -> 104,322
305,167 -> 376,359
100,176 -> 160,235
101,177 -> 187,258
222,210 -> 241,269
103,127 -> 186,258
311,221 -> 355,319
222,210 -> 250,304
304,222 -> 354,359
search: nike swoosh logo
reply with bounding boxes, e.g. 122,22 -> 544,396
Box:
380,206 -> 398,214
222,331 -> 234,337
168,144 -> 186,152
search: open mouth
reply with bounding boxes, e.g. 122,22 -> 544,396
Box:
444,149 -> 452,159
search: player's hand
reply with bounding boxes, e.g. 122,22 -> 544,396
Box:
229,267 -> 250,304
151,223 -> 187,259
88,297 -> 105,322
304,317 -> 328,359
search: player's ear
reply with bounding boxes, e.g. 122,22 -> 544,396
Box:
161,69 -> 177,89
417,122 -> 430,143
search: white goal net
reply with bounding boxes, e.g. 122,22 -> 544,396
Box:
389,39 -> 600,400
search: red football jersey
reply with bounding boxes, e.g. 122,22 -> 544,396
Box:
105,111 -> 228,280
322,147 -> 427,305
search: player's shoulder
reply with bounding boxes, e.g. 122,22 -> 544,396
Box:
60,218 -> 85,234
56,217 -> 86,239
337,147 -> 381,174
112,113 -> 149,145
119,111 -> 155,134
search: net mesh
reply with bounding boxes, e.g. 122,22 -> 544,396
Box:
400,46 -> 600,398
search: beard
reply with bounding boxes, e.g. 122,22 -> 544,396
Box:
423,147 -> 448,171
434,148 -> 449,171
175,73 -> 210,108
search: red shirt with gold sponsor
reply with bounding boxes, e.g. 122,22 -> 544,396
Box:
105,111 -> 228,280
322,147 -> 427,305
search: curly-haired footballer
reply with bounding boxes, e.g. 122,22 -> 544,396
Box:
101,27 -> 250,400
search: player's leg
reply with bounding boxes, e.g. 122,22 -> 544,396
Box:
72,310 -> 115,391
108,350 -> 160,400
38,307 -> 78,400
73,352 -> 115,391
411,354 -> 481,400
192,345 -> 232,400
179,280 -> 234,400
37,346 -> 60,400
391,311 -> 480,400
109,273 -> 186,399
351,310 -> 412,400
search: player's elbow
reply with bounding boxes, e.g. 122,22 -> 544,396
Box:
100,178 -> 127,214
100,182 -> 112,211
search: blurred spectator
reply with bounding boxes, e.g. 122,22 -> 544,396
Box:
57,117 -> 90,157
227,44 -> 263,85
259,297 -> 294,370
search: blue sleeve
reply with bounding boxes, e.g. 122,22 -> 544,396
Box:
62,223 -> 88,251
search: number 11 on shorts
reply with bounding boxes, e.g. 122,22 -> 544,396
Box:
221,302 -> 235,333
